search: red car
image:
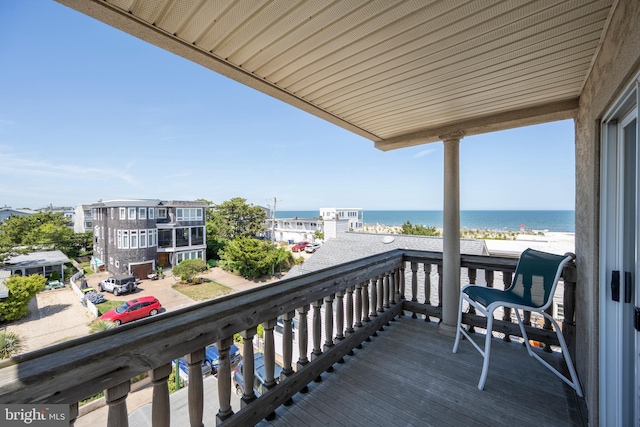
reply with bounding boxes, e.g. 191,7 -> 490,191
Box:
100,296 -> 162,326
291,241 -> 309,252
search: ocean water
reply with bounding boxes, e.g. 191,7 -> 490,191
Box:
276,210 -> 575,233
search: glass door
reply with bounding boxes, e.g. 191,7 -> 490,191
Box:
600,83 -> 639,426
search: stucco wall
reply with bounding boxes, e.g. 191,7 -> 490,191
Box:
575,1 -> 640,424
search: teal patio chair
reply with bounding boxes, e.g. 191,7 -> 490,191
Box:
452,248 -> 582,396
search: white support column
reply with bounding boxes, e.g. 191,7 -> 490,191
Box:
439,131 -> 463,337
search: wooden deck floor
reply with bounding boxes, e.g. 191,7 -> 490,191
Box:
257,315 -> 586,427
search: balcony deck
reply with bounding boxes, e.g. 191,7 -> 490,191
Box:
0,250 -> 584,427
256,315 -> 586,427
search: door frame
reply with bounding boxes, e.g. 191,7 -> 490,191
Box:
599,73 -> 639,426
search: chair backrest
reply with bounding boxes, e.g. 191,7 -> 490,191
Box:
506,248 -> 574,309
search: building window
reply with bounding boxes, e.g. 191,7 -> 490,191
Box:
176,228 -> 189,247
139,208 -> 146,219
130,230 -> 138,249
122,230 -> 129,249
149,208 -> 155,219
177,208 -> 202,221
119,208 -> 126,220
115,260 -> 119,268
140,230 -> 147,248
109,257 -> 113,265
158,229 -> 172,248
158,208 -> 167,219
191,227 -> 204,245
148,229 -> 156,247
176,250 -> 204,263
128,207 -> 136,220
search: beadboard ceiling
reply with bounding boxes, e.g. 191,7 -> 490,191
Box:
57,0 -> 615,150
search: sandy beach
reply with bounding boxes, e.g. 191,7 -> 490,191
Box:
360,224 -> 574,256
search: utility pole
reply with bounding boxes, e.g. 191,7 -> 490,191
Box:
272,197 -> 277,243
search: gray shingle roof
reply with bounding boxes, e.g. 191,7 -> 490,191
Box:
286,232 -> 488,278
5,250 -> 70,267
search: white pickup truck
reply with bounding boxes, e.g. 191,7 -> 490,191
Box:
98,274 -> 138,296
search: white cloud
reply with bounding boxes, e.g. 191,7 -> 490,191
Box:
0,148 -> 139,185
413,149 -> 435,158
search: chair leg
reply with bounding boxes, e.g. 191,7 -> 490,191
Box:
452,294 -> 465,353
477,314 -> 494,390
537,313 -> 583,397
514,309 -> 534,356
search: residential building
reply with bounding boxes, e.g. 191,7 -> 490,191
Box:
90,199 -> 207,278
267,209 -> 363,243
3,3 -> 638,426
3,250 -> 70,282
74,204 -> 93,233
268,217 -> 321,243
0,207 -> 36,223
320,208 -> 363,232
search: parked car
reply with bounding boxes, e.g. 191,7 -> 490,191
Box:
44,280 -> 64,290
99,296 -> 162,326
204,343 -> 241,374
98,274 -> 138,296
232,353 -> 284,397
172,356 -> 212,385
291,241 -> 309,252
305,243 -> 321,253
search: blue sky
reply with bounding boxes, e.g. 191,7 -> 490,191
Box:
0,1 -> 575,211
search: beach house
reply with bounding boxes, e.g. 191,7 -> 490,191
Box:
2,2 -> 638,426
90,199 -> 207,278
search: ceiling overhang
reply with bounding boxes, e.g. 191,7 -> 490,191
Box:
56,0 -> 614,150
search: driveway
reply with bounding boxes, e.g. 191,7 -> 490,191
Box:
85,271 -> 196,312
5,287 -> 95,354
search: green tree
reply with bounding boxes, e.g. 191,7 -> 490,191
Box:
219,237 -> 295,279
399,221 -> 440,237
205,222 -> 227,260
0,212 -> 85,261
0,275 -> 46,322
210,198 -> 266,240
172,258 -> 208,283
0,331 -> 23,359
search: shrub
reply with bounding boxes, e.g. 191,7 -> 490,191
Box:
88,319 -> 116,334
48,271 -> 60,281
0,331 -> 23,359
168,368 -> 183,393
0,275 -> 46,322
400,221 -> 440,236
79,391 -> 104,406
172,259 -> 208,283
